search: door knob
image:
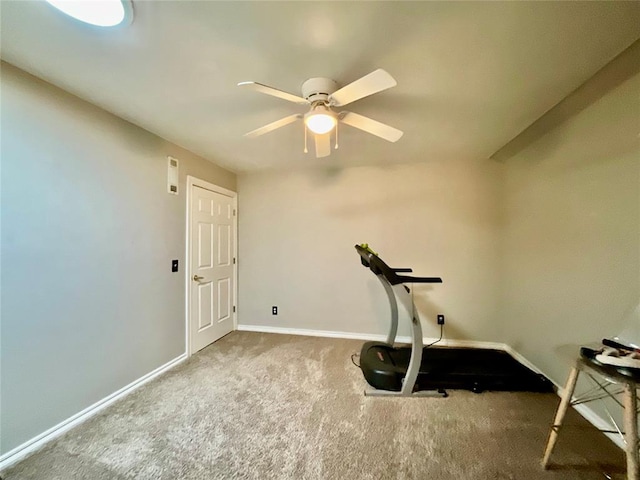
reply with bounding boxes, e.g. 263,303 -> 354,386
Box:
193,275 -> 204,281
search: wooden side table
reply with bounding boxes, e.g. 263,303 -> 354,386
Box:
542,355 -> 639,479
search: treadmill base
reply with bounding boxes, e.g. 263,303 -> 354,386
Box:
364,387 -> 448,398
360,342 -> 554,394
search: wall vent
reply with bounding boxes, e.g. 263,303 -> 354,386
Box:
167,156 -> 179,195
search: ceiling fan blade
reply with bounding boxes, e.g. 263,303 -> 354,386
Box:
315,133 -> 331,158
244,114 -> 301,138
238,81 -> 308,105
329,69 -> 397,107
340,112 -> 403,142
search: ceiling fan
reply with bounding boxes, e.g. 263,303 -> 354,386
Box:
238,69 -> 403,158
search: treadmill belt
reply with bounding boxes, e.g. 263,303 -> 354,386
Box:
361,343 -> 554,393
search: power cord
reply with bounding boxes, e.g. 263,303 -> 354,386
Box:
425,323 -> 444,349
351,353 -> 361,369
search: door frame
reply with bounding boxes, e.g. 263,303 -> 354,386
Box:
185,175 -> 238,357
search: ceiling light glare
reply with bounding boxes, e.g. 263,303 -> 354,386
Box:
46,0 -> 132,27
305,107 -> 337,135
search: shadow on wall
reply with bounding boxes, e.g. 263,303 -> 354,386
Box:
312,164 -> 500,232
309,166 -> 348,186
491,39 -> 640,163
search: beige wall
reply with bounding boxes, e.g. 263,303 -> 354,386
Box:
500,70 -> 640,387
0,63 -> 236,454
238,159 -> 503,342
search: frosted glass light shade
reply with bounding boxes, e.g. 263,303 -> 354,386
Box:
305,113 -> 336,135
304,105 -> 337,135
46,0 -> 132,27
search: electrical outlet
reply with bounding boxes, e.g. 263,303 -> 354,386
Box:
437,314 -> 445,325
272,306 -> 278,315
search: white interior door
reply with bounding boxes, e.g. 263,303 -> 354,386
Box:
189,183 -> 236,354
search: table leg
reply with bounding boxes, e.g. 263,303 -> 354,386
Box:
542,364 -> 580,469
623,383 -> 639,480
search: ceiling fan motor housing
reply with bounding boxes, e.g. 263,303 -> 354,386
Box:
301,77 -> 338,104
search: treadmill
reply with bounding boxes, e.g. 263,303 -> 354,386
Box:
355,244 -> 553,397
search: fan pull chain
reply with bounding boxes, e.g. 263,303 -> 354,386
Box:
335,121 -> 339,150
303,125 -> 308,154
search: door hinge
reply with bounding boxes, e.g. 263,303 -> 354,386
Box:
233,257 -> 236,264
233,306 -> 236,313
233,209 -> 236,216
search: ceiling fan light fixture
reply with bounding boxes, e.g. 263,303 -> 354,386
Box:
304,105 -> 337,135
45,0 -> 133,27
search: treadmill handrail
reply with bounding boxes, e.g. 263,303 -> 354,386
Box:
354,244 -> 442,285
395,275 -> 443,284
369,254 -> 442,286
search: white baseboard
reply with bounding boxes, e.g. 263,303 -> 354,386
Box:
437,338 -> 506,350
237,324 -> 393,342
239,324 -> 624,450
237,324 -> 505,350
503,345 -> 551,379
0,353 -> 187,470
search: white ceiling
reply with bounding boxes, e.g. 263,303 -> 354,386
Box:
1,1 -> 639,173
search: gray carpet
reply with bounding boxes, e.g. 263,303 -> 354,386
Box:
2,332 -> 625,479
